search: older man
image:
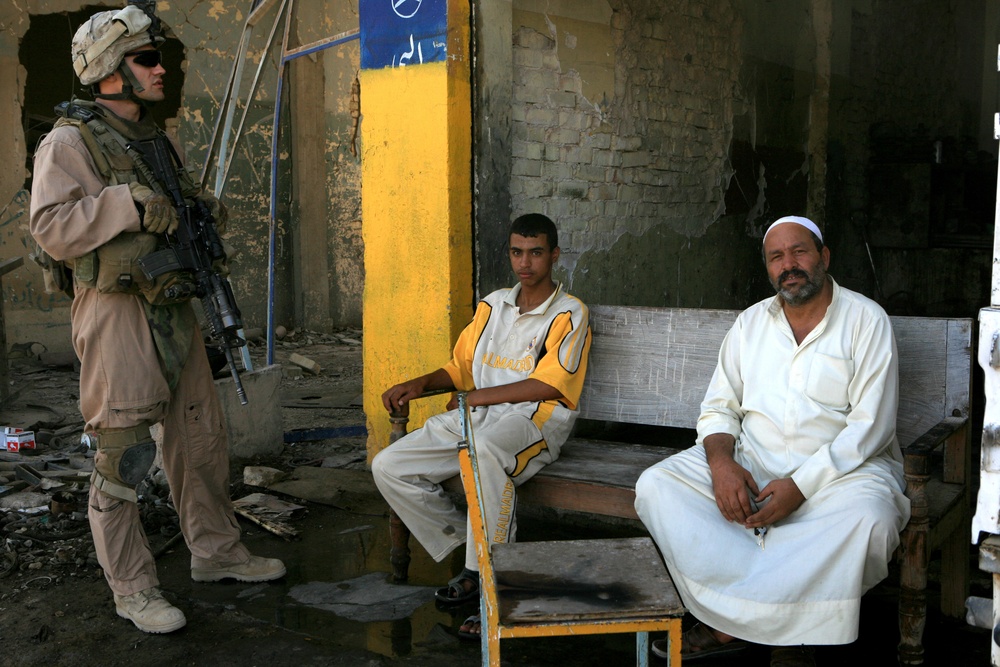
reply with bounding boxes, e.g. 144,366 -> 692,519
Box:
635,216 -> 910,666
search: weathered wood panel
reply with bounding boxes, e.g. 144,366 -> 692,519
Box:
892,316 -> 971,446
578,305 -> 972,447
543,440 -> 677,488
492,537 -> 684,623
578,306 -> 735,427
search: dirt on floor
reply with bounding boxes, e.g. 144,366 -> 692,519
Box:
0,327 -> 411,666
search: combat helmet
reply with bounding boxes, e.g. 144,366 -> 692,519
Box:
71,5 -> 164,102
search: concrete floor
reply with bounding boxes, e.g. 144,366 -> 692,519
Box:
150,468 -> 993,666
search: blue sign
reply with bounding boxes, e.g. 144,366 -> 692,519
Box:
360,0 -> 448,70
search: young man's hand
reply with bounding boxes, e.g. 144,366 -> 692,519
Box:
381,378 -> 429,413
381,368 -> 456,414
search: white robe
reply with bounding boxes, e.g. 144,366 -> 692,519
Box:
635,279 -> 910,645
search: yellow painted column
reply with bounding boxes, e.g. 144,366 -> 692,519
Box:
361,2 -> 472,458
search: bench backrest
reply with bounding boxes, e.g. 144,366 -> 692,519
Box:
579,305 -> 973,447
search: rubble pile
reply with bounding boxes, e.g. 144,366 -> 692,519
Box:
0,456 -> 182,600
0,326 -> 364,600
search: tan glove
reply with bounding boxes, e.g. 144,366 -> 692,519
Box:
129,183 -> 178,235
197,192 -> 228,235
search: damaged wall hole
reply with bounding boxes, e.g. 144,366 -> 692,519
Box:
19,7 -> 185,192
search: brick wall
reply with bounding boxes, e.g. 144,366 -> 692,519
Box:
510,0 -> 744,277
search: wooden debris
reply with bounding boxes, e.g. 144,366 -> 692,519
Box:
232,493 -> 304,540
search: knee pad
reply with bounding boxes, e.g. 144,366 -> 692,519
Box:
87,424 -> 156,503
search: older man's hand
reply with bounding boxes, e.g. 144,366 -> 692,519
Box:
744,478 -> 805,528
709,455 -> 760,523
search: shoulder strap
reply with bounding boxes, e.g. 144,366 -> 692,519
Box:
53,116 -> 118,185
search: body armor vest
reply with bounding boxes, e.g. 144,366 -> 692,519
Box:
29,100 -> 198,304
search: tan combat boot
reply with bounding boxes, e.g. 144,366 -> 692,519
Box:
114,587 -> 186,633
191,554 -> 286,583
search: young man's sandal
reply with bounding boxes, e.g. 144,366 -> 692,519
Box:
457,614 -> 481,641
652,622 -> 749,661
434,567 -> 479,606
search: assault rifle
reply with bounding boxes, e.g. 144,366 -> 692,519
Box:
131,136 -> 249,405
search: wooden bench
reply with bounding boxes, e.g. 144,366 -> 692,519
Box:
385,304 -> 973,665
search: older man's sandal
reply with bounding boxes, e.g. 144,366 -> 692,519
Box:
652,622 -> 749,661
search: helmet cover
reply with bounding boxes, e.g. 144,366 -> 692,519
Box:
71,6 -> 163,86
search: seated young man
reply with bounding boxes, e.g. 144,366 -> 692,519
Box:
372,213 -> 591,637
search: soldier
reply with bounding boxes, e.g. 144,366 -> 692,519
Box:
29,5 -> 285,634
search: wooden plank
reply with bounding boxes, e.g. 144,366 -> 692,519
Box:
542,440 -> 677,489
578,306 -> 735,427
578,306 -> 972,447
946,318 -> 974,418
893,316 -> 948,445
492,537 -> 684,624
928,481 -> 968,550
892,316 -> 969,446
517,479 -> 639,519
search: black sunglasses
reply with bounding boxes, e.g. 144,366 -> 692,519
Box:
125,50 -> 162,68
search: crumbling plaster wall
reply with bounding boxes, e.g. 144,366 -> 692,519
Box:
0,1 -> 61,351
322,42 -> 363,329
168,1 -> 292,336
287,1 -> 361,332
505,0 -> 779,310
501,0 -> 994,315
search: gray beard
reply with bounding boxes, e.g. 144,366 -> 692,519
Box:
777,273 -> 825,306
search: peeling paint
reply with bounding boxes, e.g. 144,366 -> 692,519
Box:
207,1 -> 228,20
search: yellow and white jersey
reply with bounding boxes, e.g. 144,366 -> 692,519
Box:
443,283 -> 591,456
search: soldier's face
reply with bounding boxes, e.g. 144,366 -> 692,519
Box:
123,47 -> 165,103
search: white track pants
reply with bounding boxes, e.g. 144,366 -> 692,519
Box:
372,408 -> 553,571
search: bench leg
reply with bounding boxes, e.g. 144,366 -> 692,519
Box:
940,520 -> 970,618
389,508 -> 412,582
898,523 -> 928,665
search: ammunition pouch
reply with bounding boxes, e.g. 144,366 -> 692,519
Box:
92,232 -> 195,305
26,234 -> 75,297
89,425 -> 157,503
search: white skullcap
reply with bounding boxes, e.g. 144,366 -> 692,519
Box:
763,216 -> 823,244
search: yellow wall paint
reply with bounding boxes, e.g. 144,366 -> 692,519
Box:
361,42 -> 473,458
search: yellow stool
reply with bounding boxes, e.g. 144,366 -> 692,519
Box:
455,393 -> 685,666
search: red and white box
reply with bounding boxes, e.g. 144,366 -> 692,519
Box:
2,427 -> 36,453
